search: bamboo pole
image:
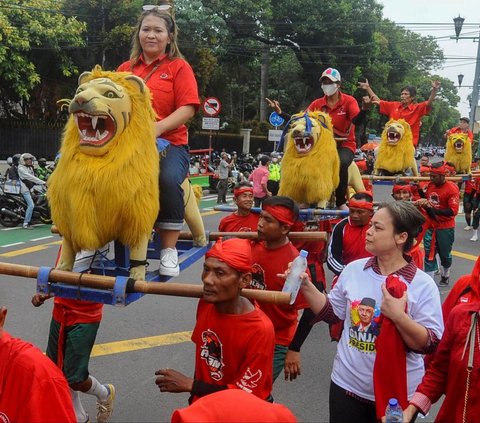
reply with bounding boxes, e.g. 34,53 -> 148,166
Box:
50,227 -> 328,241
362,175 -> 464,181
178,231 -> 328,241
0,262 -> 291,305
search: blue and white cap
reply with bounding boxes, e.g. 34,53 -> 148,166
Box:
319,68 -> 341,83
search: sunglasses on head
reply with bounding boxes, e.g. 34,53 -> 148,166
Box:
142,4 -> 172,11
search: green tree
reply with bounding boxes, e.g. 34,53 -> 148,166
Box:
0,0 -> 85,117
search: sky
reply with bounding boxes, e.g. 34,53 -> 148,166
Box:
379,0 -> 479,118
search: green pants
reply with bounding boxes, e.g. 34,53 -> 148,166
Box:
424,228 -> 454,272
272,344 -> 288,381
46,319 -> 100,385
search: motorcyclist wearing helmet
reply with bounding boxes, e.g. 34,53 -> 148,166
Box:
35,158 -> 52,182
18,153 -> 46,229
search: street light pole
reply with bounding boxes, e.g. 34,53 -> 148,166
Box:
470,33 -> 480,131
452,16 -> 480,131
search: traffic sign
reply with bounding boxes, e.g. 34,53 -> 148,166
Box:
202,97 -> 221,116
269,112 -> 285,127
202,117 -> 220,130
268,129 -> 283,142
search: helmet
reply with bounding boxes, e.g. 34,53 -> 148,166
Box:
6,157 -> 12,165
12,154 -> 21,166
22,153 -> 35,160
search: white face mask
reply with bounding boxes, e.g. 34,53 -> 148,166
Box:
322,84 -> 338,96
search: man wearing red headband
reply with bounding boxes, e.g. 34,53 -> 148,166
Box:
250,196 -> 314,383
327,192 -> 374,340
391,183 -> 412,201
218,182 -> 259,232
155,238 -> 275,403
415,161 -> 459,285
328,192 -> 374,277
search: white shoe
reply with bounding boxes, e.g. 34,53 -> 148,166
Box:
159,248 -> 180,277
470,233 -> 478,242
464,225 -> 473,231
96,384 -> 115,423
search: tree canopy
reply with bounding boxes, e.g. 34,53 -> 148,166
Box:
0,0 -> 467,144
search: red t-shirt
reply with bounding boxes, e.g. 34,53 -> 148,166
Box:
379,100 -> 430,147
446,126 -> 474,142
117,54 -> 200,146
53,297 -> 103,326
425,181 -> 460,229
250,241 -> 310,346
191,300 -> 274,401
0,331 -> 76,423
218,212 -> 260,233
307,92 -> 360,153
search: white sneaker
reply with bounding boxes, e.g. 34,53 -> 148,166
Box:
159,248 -> 180,277
96,384 -> 115,423
470,233 -> 478,242
464,225 -> 473,231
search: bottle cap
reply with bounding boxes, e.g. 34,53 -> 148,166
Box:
300,250 -> 308,258
388,398 -> 398,407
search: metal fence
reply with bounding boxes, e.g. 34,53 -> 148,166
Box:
0,119 -> 64,160
0,118 -> 274,160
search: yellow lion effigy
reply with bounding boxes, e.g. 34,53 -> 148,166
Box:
445,132 -> 472,174
374,119 -> 418,176
49,66 -> 159,280
278,111 -> 340,205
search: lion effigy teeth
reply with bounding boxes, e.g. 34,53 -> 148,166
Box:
96,130 -> 101,140
92,116 -> 98,130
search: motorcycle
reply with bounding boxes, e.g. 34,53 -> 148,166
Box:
0,184 -> 51,227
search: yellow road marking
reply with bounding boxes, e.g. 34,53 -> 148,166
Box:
91,331 -> 192,357
0,240 -> 61,257
452,250 -> 478,261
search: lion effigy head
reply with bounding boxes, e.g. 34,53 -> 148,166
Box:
48,65 -> 159,251
278,111 -> 339,204
374,119 -> 415,175
445,133 -> 472,174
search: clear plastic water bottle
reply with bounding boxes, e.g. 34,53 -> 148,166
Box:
385,398 -> 403,423
282,250 -> 308,304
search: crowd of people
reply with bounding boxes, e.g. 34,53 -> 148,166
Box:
2,3 -> 480,423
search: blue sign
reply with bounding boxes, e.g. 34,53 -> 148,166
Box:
269,112 -> 285,127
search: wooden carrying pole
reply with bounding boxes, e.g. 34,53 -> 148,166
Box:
179,231 -> 328,241
50,228 -> 328,241
0,262 -> 291,305
362,175 -> 465,181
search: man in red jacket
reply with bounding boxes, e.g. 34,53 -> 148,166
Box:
0,305 -> 76,423
414,161 -> 460,285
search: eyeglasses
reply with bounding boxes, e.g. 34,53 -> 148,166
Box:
142,4 -> 172,11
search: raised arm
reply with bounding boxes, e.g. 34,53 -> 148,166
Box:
427,80 -> 441,108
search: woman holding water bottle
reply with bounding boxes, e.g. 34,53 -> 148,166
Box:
293,201 -> 443,422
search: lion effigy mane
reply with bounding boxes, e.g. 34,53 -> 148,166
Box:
48,66 -> 159,277
278,111 -> 340,204
374,119 -> 418,176
445,132 -> 472,174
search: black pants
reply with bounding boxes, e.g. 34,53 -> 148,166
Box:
267,180 -> 279,196
329,381 -> 376,423
335,147 -> 354,207
254,196 -> 267,207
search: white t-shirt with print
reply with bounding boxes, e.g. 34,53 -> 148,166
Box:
329,258 -> 444,402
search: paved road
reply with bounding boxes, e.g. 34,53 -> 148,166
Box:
0,185 -> 477,422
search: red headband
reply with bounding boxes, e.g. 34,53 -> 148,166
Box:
233,186 -> 253,197
392,184 -> 411,194
262,205 -> 296,226
429,164 -> 446,175
205,238 -> 253,273
347,199 -> 374,210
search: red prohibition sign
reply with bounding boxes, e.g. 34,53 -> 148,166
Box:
203,97 -> 222,116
